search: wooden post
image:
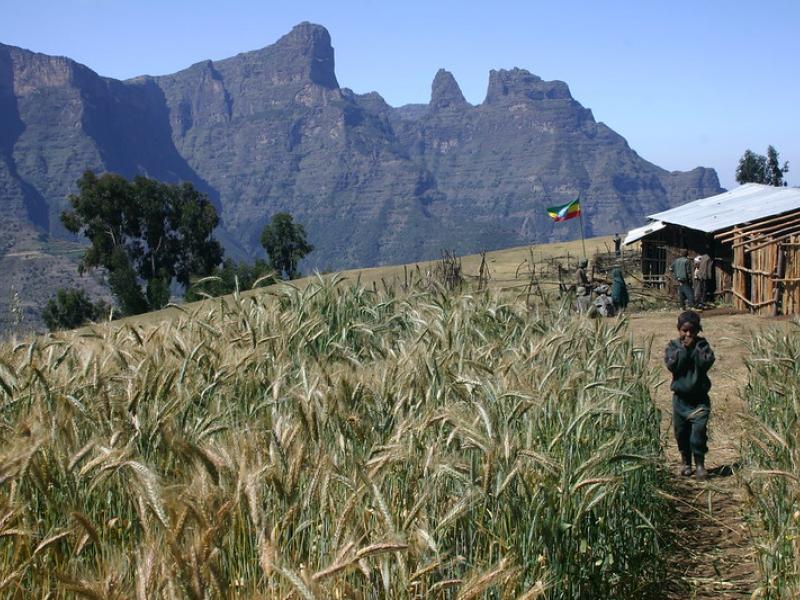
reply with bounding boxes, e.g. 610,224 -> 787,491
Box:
732,227 -> 745,311
773,245 -> 785,316
578,202 -> 587,259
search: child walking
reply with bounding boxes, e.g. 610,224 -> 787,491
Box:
664,311 -> 715,480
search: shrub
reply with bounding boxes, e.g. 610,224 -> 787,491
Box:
41,287 -> 101,331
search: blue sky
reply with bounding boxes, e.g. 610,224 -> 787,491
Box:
2,0 -> 798,190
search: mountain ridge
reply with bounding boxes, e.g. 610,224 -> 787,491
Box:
0,22 -> 722,331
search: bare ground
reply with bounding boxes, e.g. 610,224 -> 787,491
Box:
627,309 -> 795,599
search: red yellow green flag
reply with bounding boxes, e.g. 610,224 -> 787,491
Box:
546,197 -> 581,222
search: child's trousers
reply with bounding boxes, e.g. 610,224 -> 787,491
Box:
673,395 -> 709,457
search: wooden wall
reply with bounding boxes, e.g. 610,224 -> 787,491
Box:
729,236 -> 800,315
639,226 -> 731,302
781,234 -> 800,315
715,210 -> 800,315
636,209 -> 800,315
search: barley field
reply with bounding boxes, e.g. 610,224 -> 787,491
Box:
743,322 -> 800,599
0,276 -> 669,598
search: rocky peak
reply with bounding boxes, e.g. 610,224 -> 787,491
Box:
271,21 -> 338,89
484,68 -> 572,104
0,44 -> 85,94
429,69 -> 468,111
0,26 -> 726,334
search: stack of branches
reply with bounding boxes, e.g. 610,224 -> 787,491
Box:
459,252 -> 492,291
433,250 -> 463,291
592,248 -> 642,279
399,251 -> 464,293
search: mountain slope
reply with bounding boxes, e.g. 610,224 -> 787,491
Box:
0,22 -> 722,331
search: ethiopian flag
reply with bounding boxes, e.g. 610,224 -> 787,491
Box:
546,197 -> 581,222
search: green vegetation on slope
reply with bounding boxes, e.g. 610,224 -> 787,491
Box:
0,277 -> 668,597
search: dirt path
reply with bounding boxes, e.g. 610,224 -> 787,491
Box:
626,310 -> 794,599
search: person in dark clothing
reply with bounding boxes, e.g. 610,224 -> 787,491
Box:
613,233 -> 622,257
664,311 -> 715,480
610,267 -> 629,311
670,249 -> 694,309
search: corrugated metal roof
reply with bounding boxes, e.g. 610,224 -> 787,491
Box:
647,183 -> 800,233
623,221 -> 665,245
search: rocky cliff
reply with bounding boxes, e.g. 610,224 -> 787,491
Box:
0,22 -> 722,330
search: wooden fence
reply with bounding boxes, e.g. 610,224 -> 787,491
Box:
781,235 -> 800,314
718,216 -> 800,315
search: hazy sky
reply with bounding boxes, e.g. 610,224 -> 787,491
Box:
3,0 -> 798,190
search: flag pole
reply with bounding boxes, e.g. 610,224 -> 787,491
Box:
577,193 -> 587,258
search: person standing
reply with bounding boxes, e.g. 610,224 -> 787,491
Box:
576,258 -> 591,291
693,256 -> 703,307
696,252 -> 713,307
664,311 -> 715,480
670,250 -> 694,309
613,233 -> 622,257
574,258 -> 593,314
574,258 -> 592,314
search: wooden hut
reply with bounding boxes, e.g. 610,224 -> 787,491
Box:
624,184 -> 800,316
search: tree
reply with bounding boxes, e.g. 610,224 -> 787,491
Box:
260,213 -> 314,279
62,172 -> 223,315
735,149 -> 767,184
41,288 -> 103,331
736,146 -> 789,186
766,145 -> 789,187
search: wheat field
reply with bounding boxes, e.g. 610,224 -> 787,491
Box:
0,275 -> 669,598
743,323 -> 800,598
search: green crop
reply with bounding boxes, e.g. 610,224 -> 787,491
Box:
743,321 -> 800,599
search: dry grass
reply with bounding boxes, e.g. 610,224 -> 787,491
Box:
119,235 -> 622,330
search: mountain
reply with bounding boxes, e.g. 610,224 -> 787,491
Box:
0,22 -> 722,331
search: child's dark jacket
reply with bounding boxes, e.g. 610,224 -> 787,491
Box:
664,337 -> 715,402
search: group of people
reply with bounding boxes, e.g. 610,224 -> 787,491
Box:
663,253 -> 717,480
661,249 -> 719,479
574,258 -> 629,317
670,249 -> 713,309
668,251 -> 718,478
572,256 -> 715,481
